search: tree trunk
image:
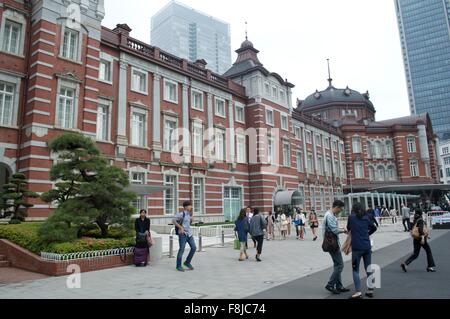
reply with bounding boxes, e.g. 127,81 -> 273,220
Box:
96,217 -> 108,237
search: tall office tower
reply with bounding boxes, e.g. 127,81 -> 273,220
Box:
395,0 -> 450,139
151,1 -> 231,74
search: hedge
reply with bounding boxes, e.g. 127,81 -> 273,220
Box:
0,222 -> 135,255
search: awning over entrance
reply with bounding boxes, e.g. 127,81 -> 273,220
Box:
274,190 -> 302,206
126,184 -> 172,195
369,184 -> 450,192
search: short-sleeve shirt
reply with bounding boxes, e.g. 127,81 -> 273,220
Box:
174,211 -> 193,237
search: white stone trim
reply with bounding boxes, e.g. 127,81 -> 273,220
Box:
27,97 -> 51,104
31,49 -> 54,57
0,8 -> 27,57
32,38 -> 56,47
163,78 -> 178,104
25,110 -> 51,116
85,75 -> 99,81
32,28 -> 56,37
29,72 -> 53,80
18,167 -> 51,172
28,84 -> 52,92
30,61 -> 54,69
0,71 -> 21,126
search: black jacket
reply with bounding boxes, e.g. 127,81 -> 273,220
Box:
135,217 -> 150,234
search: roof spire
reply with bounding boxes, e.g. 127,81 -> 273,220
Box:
245,21 -> 248,40
327,58 -> 333,87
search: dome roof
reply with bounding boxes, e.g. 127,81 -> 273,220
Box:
240,39 -> 254,49
300,82 -> 374,111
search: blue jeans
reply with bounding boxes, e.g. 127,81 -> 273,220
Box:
176,234 -> 197,268
352,249 -> 372,292
327,250 -> 344,289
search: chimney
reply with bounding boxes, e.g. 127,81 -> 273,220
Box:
113,24 -> 132,36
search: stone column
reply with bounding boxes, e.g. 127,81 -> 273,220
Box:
207,93 -> 214,163
364,194 -> 368,209
371,193 -> 375,208
228,99 -> 235,168
182,84 -> 190,163
152,74 -> 162,160
116,60 -> 128,157
377,193 -> 381,207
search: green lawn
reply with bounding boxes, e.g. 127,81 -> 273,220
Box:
0,222 -> 134,255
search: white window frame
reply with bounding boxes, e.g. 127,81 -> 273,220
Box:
264,82 -> 270,95
164,172 -> 178,215
410,160 -> 419,177
214,97 -> 226,118
326,157 -> 332,174
130,171 -> 146,185
266,108 -> 274,126
163,78 -> 178,104
296,151 -> 303,172
272,86 -> 278,99
281,114 -> 288,131
280,89 -> 285,102
131,67 -> 148,95
0,73 -> 20,127
332,140 -> 338,151
214,127 -> 226,161
307,153 -> 314,173
305,130 -> 312,144
191,88 -> 204,111
96,98 -> 112,141
268,136 -> 275,164
352,136 -> 362,153
55,79 -> 79,129
130,106 -> 148,147
0,9 -> 26,57
192,176 -> 205,215
354,161 -> 364,179
99,52 -> 114,84
324,137 -> 330,149
283,141 -> 291,167
315,134 -> 322,147
294,126 -> 301,140
317,155 -> 323,175
236,134 -> 246,163
192,121 -> 203,157
235,103 -> 245,124
407,137 -> 417,153
59,25 -> 81,62
164,115 -> 179,153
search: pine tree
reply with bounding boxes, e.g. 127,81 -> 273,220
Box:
39,132 -> 136,243
0,173 -> 39,222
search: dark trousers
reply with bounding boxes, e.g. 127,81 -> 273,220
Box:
253,235 -> 264,255
176,234 -> 196,268
402,218 -> 410,231
405,239 -> 435,268
327,249 -> 344,289
352,249 -> 372,292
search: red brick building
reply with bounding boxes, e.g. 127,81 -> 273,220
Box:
0,0 -> 438,221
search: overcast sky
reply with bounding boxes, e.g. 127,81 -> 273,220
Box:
103,0 -> 409,121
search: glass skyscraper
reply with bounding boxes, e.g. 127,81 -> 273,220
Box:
150,1 -> 231,74
395,0 -> 450,139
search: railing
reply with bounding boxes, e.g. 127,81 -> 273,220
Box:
211,73 -> 228,87
187,63 -> 207,77
127,39 -> 154,57
159,51 -> 183,68
41,247 -> 134,261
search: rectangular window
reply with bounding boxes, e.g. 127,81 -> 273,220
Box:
334,159 -> 340,176
443,147 -> 449,155
191,89 -> 203,111
339,143 -> 344,153
268,136 -> 275,164
164,175 -> 177,215
294,126 -> 301,140
215,98 -> 226,117
99,59 -> 112,83
131,196 -> 144,214
307,153 -> 314,173
57,86 -> 75,128
236,134 -> 246,163
192,123 -> 203,157
132,69 -> 147,94
223,187 -> 242,221
324,137 -> 330,149
164,79 -> 178,103
283,142 -> 290,167
266,109 -> 274,126
235,104 -> 245,123
446,167 -> 450,178
315,134 -> 322,146
96,100 -> 110,141
193,177 -> 204,215
352,136 -> 362,153
341,162 -> 347,178
214,128 -> 226,161
164,117 -> 178,152
306,130 -> 312,144
444,157 -> 450,165
332,141 -> 338,151
0,82 -> 14,126
407,137 -> 416,153
131,172 -> 145,184
131,111 -> 145,147
265,83 -> 270,95
61,28 -> 79,61
296,151 -> 303,172
281,114 -> 288,131
354,161 -> 364,179
317,155 -> 323,175
280,90 -> 285,101
272,86 -> 278,99
2,20 -> 22,55
410,160 -> 419,177
326,158 -> 332,174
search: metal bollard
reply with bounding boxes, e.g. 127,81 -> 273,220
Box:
198,233 -> 203,252
169,235 -> 174,258
221,229 -> 225,247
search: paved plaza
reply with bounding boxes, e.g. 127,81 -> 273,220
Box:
2,226 -> 447,299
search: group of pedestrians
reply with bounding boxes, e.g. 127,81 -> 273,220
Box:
235,206 -> 267,262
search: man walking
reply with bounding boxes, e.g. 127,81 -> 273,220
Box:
173,201 -> 196,272
324,200 -> 350,295
401,204 -> 410,232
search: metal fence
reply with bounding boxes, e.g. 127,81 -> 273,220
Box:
41,247 -> 134,261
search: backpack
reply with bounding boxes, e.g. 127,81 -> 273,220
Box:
174,212 -> 186,235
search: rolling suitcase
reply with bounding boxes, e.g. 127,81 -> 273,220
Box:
133,247 -> 149,266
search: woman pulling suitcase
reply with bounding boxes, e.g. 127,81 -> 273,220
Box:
134,209 -> 153,267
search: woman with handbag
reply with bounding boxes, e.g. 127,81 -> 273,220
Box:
401,209 -> 436,273
309,209 -> 319,241
235,208 -> 250,261
134,209 -> 152,267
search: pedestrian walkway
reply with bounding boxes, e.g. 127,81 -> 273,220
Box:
0,229 -> 415,299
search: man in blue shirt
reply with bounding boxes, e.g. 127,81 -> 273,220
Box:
173,201 -> 196,272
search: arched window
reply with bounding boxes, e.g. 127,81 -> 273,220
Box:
387,165 -> 396,181
376,165 -> 385,181
369,166 -> 375,181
